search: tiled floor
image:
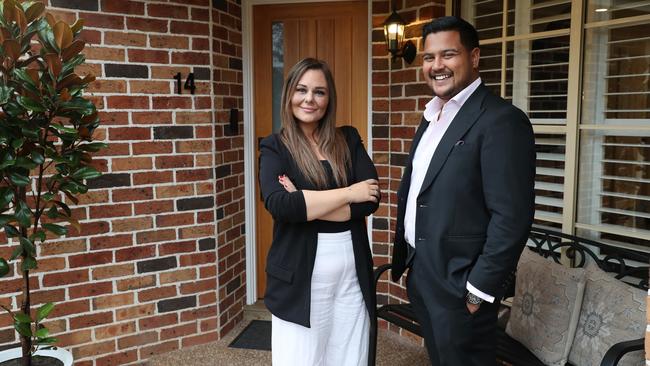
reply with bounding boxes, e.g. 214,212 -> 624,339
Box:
148,302 -> 430,366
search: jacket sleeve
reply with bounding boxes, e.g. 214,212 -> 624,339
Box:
343,126 -> 380,220
258,135 -> 308,223
467,107 -> 536,299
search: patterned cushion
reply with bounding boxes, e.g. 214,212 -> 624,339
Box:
568,262 -> 646,366
506,248 -> 586,366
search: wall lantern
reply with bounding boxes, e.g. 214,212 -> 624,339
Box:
383,9 -> 416,64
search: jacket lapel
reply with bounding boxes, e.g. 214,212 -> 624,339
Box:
417,84 -> 489,197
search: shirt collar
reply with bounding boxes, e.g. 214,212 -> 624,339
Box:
423,77 -> 482,122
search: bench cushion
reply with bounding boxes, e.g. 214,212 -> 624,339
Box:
568,263 -> 646,366
506,248 -> 586,366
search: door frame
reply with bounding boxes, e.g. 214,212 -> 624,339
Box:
242,0 -> 373,304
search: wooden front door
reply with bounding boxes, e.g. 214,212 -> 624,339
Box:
253,1 -> 368,298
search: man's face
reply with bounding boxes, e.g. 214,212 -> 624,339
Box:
422,30 -> 480,101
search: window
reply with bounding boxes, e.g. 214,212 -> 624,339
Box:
461,0 -> 650,250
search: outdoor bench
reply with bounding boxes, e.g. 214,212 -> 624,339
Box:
369,226 -> 649,366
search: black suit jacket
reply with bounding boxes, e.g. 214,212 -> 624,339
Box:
392,84 -> 535,304
259,126 -> 379,327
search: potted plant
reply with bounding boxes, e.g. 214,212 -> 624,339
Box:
0,0 -> 103,365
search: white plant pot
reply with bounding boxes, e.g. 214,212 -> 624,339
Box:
0,347 -> 73,366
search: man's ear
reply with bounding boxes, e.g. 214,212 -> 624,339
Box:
471,47 -> 480,69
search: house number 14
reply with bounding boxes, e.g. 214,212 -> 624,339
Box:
174,72 -> 196,95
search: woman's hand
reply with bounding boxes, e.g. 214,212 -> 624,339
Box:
346,179 -> 380,203
278,175 -> 297,193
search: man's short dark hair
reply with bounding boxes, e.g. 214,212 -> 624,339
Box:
422,16 -> 479,51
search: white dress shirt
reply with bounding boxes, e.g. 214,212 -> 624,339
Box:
404,77 -> 494,303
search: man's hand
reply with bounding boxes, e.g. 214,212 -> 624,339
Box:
466,302 -> 480,314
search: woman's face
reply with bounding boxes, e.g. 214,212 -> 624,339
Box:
291,69 -> 329,127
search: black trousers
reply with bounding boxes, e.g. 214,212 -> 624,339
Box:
406,258 -> 499,366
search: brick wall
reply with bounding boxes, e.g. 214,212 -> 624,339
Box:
370,0 -> 444,343
0,0 -> 245,364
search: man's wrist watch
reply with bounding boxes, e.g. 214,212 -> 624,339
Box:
466,292 -> 483,305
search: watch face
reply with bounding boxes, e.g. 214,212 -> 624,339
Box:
466,293 -> 482,304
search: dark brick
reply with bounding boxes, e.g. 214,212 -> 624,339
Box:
87,173 -> 131,189
216,208 -> 224,220
157,296 -> 196,313
154,126 -> 194,140
372,29 -> 384,43
105,64 -> 149,79
198,238 -> 215,251
51,0 -> 98,11
372,126 -> 389,139
212,0 -> 227,11
193,67 -> 211,80
177,197 -> 214,211
373,218 -> 388,230
229,57 -> 242,70
137,257 -> 177,274
215,165 -> 231,179
373,113 -> 389,125
226,277 -> 240,294
390,153 -> 409,168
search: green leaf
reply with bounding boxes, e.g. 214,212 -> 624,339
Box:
53,200 -> 71,217
0,187 -> 14,209
42,223 -> 67,236
9,172 -> 30,186
71,166 -> 101,180
11,137 -> 24,149
21,256 -> 37,271
35,327 -> 49,339
4,225 -> 20,238
29,230 -> 45,243
19,236 -> 35,257
17,95 -> 46,113
0,85 -> 13,104
14,322 -> 32,337
49,123 -> 78,136
36,337 -> 57,345
36,303 -> 54,322
78,142 -> 108,152
14,156 -> 38,170
46,205 -> 59,219
14,201 -> 31,227
0,258 -> 9,277
42,193 -> 55,201
14,313 -> 32,324
31,150 -> 44,164
0,214 -> 12,225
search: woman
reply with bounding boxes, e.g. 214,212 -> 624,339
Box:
259,58 -> 380,366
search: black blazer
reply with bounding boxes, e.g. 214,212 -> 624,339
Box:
259,126 -> 379,327
392,84 -> 536,304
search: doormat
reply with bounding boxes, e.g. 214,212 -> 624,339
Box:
228,320 -> 272,351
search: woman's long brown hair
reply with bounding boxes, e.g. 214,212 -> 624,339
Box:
279,58 -> 350,189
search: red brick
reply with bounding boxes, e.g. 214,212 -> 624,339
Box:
160,268 -> 196,284
87,79 -> 127,93
92,264 -> 135,281
112,187 -> 154,202
72,339 -> 116,359
133,200 -> 173,215
115,304 -> 155,321
31,289 -> 66,305
128,49 -> 169,64
132,111 -> 173,124
97,111 -> 129,126
96,350 -> 138,366
107,96 -> 150,110
180,279 -> 215,294
160,323 -> 197,340
140,340 -> 179,357
138,285 -> 177,302
105,31 -> 147,47
155,155 -> 194,169
132,141 -> 173,155
57,330 -> 93,348
69,251 -> 114,268
139,314 -> 178,331
148,4 -> 189,19
179,251 -> 215,266
112,156 -> 153,171
181,332 -> 218,347
152,96 -> 193,109
171,51 -> 210,65
101,0 -> 145,14
133,171 -> 173,185
129,80 -> 172,94
116,275 -> 156,292
89,204 -> 132,220
93,293 -> 134,310
81,12 -> 125,30
85,46 -> 126,62
192,37 -> 210,51
126,17 -> 168,33
136,229 -> 177,244
156,213 -> 194,227
69,281 -> 113,299
90,234 -> 133,250
70,311 -> 114,330
117,331 -> 158,349
150,35 -> 190,49
43,269 -> 89,287
176,169 -> 212,182
170,21 -> 209,35
116,245 -> 156,262
159,240 -> 196,256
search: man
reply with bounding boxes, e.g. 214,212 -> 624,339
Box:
390,16 -> 535,365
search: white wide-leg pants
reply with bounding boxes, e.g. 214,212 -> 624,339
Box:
272,230 -> 369,366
